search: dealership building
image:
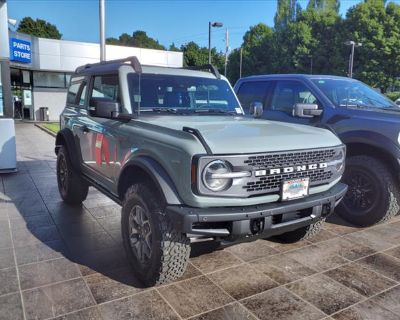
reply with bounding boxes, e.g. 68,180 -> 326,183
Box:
0,3 -> 183,121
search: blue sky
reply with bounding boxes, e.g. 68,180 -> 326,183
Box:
8,0 -> 361,51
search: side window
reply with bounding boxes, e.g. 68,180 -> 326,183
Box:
90,75 -> 120,102
271,81 -> 317,114
66,76 -> 86,106
237,81 -> 270,112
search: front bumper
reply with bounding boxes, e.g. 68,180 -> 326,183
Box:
166,182 -> 347,239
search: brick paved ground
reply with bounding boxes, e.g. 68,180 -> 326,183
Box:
1,122 -> 400,320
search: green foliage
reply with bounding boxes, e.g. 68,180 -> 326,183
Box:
42,123 -> 60,134
169,43 -> 181,52
307,0 -> 340,13
17,17 -> 62,39
344,0 -> 400,90
275,0 -> 301,29
106,31 -> 165,50
180,42 -> 225,73
386,92 -> 400,101
227,0 -> 400,90
227,23 -> 274,81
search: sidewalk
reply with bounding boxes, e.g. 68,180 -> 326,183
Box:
0,123 -> 400,320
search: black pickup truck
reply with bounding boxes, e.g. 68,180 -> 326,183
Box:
235,74 -> 400,226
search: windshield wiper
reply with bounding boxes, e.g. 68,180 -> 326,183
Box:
193,108 -> 237,115
150,108 -> 178,113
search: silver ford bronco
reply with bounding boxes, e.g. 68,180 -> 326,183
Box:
55,57 -> 347,286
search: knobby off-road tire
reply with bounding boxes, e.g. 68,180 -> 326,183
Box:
337,155 -> 400,227
56,145 -> 88,205
121,183 -> 190,286
275,218 -> 325,243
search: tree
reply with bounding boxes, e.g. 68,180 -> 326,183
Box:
106,31 -> 165,50
345,0 -> 400,90
17,17 -> 62,39
180,42 -> 224,72
168,43 -> 181,52
274,0 -> 301,29
307,0 -> 340,13
227,24 -> 274,83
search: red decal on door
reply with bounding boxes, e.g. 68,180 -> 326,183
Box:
95,133 -> 110,166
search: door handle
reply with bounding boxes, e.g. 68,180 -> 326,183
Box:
81,125 -> 89,133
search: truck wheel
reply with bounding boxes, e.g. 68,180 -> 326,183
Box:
274,219 -> 325,243
337,155 -> 400,227
121,183 -> 190,286
56,145 -> 88,205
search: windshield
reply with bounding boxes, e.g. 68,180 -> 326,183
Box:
312,78 -> 398,110
127,73 -> 242,115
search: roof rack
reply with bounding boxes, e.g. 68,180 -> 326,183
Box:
184,64 -> 221,79
75,56 -> 142,74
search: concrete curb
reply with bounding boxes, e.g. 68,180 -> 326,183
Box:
34,123 -> 57,138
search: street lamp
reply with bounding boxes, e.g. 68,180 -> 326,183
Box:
344,40 -> 362,78
7,18 -> 16,27
208,21 -> 223,64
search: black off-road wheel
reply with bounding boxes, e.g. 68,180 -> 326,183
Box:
121,183 -> 190,287
56,145 -> 88,205
274,219 -> 325,243
337,155 -> 400,227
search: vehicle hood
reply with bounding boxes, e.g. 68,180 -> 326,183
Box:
139,115 -> 342,154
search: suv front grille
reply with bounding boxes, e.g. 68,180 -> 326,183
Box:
242,148 -> 338,196
244,149 -> 336,168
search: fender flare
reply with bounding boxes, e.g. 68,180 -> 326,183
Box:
339,130 -> 400,161
119,156 -> 182,205
55,128 -> 81,172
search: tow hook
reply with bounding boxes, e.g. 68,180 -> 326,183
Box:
250,218 -> 265,235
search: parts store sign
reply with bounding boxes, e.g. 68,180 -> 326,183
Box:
9,38 -> 32,63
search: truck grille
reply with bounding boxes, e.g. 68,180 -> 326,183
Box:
242,148 -> 338,196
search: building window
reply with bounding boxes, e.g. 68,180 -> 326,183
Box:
33,71 -> 71,88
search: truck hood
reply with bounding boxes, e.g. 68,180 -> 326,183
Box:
139,115 -> 342,154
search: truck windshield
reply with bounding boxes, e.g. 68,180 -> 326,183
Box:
127,73 -> 241,114
312,78 -> 398,110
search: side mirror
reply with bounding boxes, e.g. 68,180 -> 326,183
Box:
89,98 -> 120,118
249,101 -> 264,118
293,103 -> 322,118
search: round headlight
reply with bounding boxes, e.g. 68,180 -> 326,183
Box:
202,160 -> 232,192
334,148 -> 346,172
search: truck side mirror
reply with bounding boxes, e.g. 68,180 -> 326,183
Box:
89,98 -> 120,118
249,101 -> 263,118
293,103 -> 322,118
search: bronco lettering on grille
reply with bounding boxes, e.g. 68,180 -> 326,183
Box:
254,163 -> 328,177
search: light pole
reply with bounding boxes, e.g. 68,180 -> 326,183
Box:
224,28 -> 229,77
99,0 -> 106,61
239,47 -> 243,78
345,40 -> 362,78
208,21 -> 223,64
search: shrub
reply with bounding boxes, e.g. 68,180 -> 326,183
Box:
386,92 -> 400,101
